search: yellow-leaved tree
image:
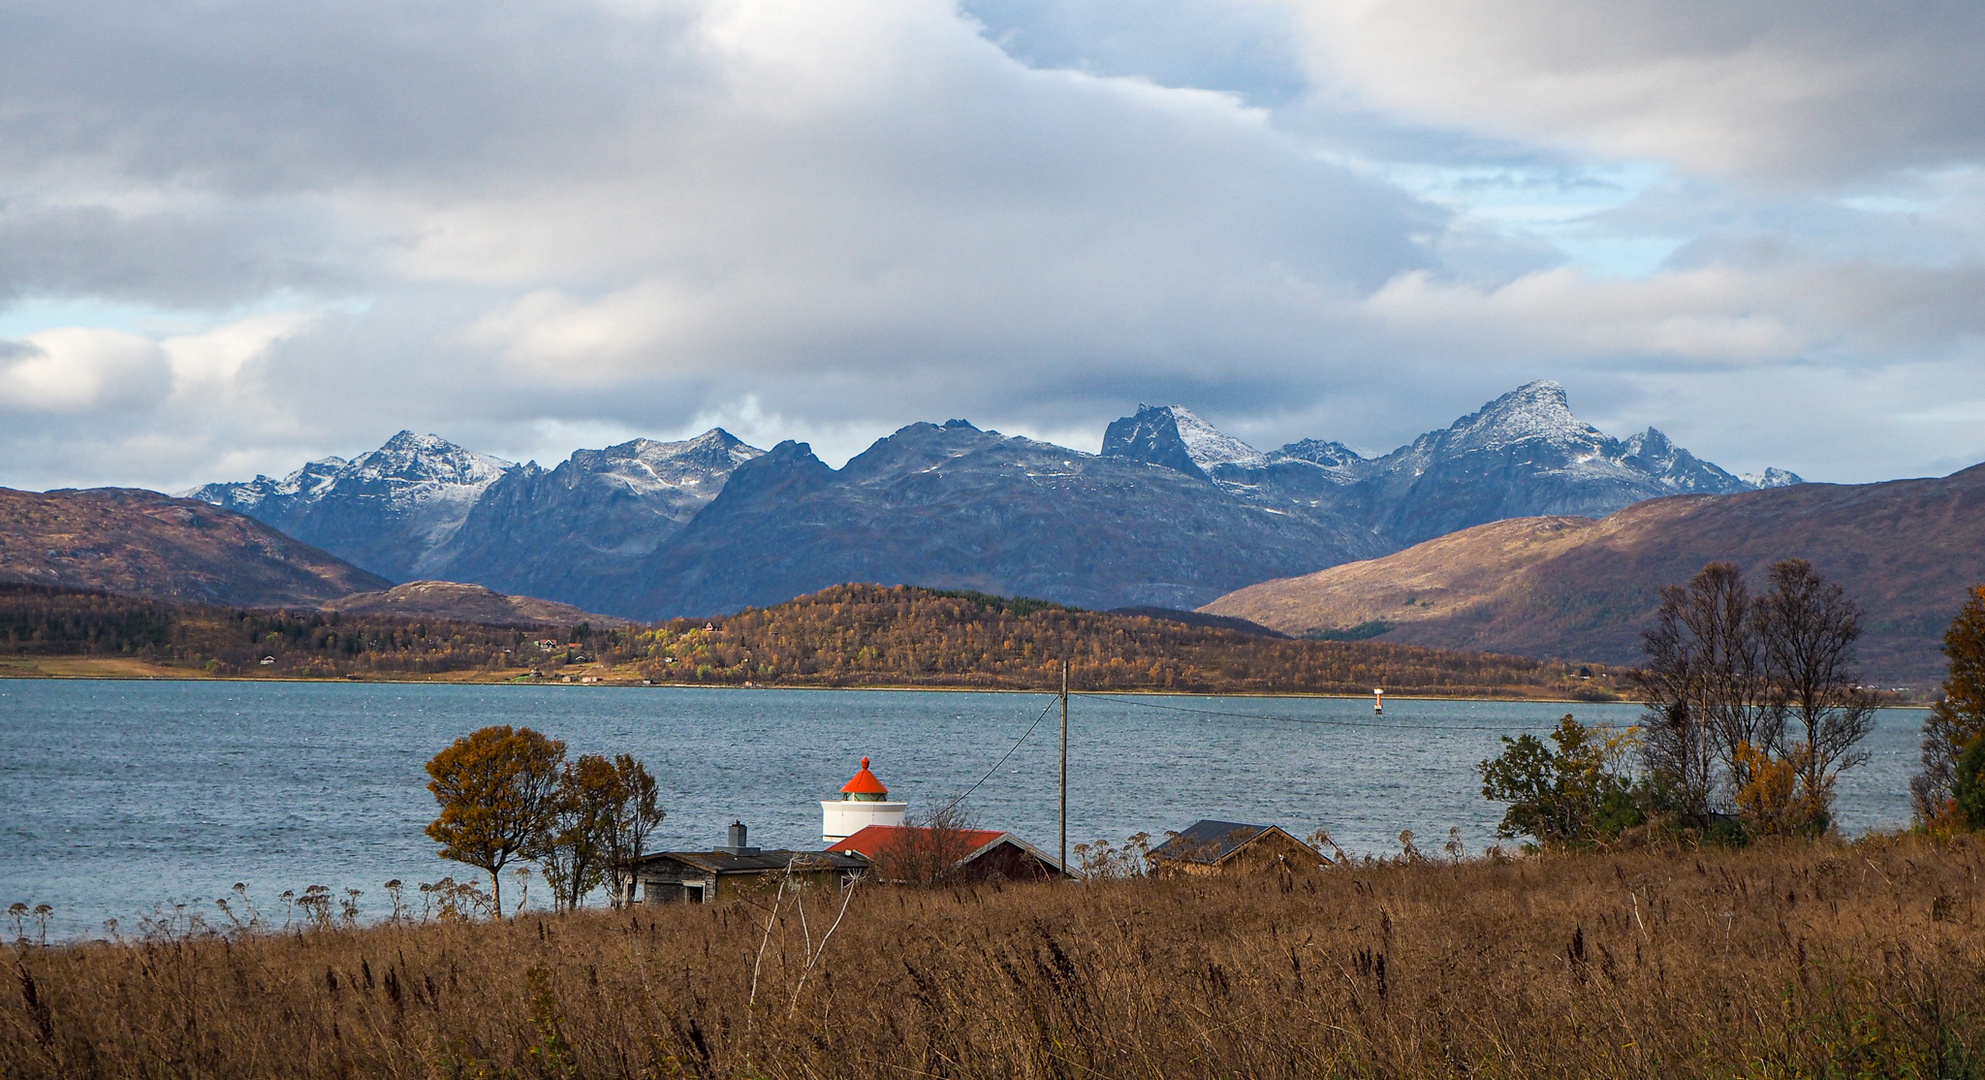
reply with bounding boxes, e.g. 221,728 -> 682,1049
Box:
541,753 -> 662,912
424,725 -> 566,914
1913,585 -> 1985,827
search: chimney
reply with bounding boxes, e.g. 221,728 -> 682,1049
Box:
719,820 -> 760,856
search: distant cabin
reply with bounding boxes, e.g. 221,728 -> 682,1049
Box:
828,824 -> 1068,884
627,822 -> 868,904
1148,820 -> 1326,876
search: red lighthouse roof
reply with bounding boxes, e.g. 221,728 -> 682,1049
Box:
841,756 -> 889,795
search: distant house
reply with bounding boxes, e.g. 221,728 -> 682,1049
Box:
1148,820 -> 1325,876
828,824 -> 1067,884
626,822 -> 869,904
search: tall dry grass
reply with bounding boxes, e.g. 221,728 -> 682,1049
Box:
7,836 -> 1984,1078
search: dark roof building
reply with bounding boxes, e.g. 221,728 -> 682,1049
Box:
1148,819 -> 1326,876
628,821 -> 869,904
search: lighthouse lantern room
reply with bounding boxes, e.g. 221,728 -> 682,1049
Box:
822,756 -> 908,843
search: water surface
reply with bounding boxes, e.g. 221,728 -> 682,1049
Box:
0,680 -> 1927,939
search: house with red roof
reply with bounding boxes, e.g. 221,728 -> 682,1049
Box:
828,824 -> 1066,884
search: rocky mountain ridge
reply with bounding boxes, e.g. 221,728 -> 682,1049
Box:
184,431 -> 513,581
1102,382 -> 1796,546
624,420 -> 1390,617
180,383 -> 1805,618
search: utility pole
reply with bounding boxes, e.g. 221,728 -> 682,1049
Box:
1060,658 -> 1069,879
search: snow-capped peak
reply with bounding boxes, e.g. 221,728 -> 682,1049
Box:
351,431 -> 512,486
573,429 -> 765,494
1441,380 -> 1602,454
1741,467 -> 1806,489
1161,406 -> 1268,472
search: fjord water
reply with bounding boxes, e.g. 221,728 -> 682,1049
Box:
0,680 -> 1926,939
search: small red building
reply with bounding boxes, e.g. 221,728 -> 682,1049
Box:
829,824 -> 1067,884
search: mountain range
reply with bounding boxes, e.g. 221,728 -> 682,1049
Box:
181,381 -> 1797,618
1104,380 -> 1784,546
1203,464 -> 1985,686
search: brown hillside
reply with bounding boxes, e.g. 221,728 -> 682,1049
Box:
0,487 -> 388,607
1204,463 -> 1985,686
324,580 -> 625,627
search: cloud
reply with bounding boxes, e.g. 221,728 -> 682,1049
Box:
1277,0 -> 1985,186
0,0 -> 1980,494
0,328 -> 172,414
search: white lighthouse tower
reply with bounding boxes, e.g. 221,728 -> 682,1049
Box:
822,756 -> 908,843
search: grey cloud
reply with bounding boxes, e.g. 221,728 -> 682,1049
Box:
1280,0 -> 1985,186
0,201 -> 345,307
0,0 -> 1979,495
0,0 -> 708,193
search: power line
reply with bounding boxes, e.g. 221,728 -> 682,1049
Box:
935,692 -> 1058,818
1086,692 -> 1604,733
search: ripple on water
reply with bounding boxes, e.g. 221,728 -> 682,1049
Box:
0,679 -> 1928,939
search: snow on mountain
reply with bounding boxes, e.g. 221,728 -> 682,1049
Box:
1436,380 -> 1603,455
186,432 -> 510,514
347,431 -> 512,492
183,431 -> 514,581
1100,404 -> 1266,479
1166,407 -> 1269,472
1620,427 -> 1750,493
571,430 -> 764,502
431,428 -> 766,608
1267,438 -> 1371,484
1741,467 -> 1806,488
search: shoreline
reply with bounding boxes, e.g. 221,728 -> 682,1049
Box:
1,655 -> 1934,707
0,654 -> 1626,702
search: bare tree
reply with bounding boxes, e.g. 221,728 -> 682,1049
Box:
1633,563 -> 1779,821
1756,559 -> 1875,830
871,802 -> 982,887
1635,560 -> 1876,834
600,754 -> 664,908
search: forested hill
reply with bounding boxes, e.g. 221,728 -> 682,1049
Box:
634,584 -> 1618,697
0,582 -> 563,678
1,581 -> 1621,697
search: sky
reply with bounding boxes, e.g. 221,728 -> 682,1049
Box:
3,0 -> 1983,490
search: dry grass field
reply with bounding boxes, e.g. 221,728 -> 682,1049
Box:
7,837 -> 1984,1079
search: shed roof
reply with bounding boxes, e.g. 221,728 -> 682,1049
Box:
1149,820 -> 1314,865
630,849 -> 869,875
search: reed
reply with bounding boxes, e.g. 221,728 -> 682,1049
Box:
7,835 -> 1983,1078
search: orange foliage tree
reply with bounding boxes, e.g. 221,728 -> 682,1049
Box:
424,726 -> 567,914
